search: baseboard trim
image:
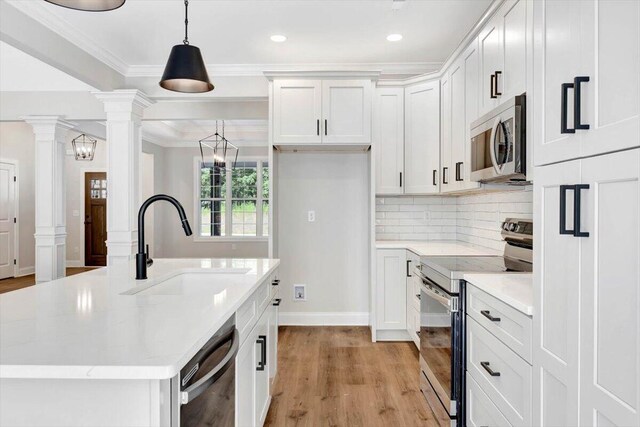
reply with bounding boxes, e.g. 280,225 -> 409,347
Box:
278,311 -> 369,326
17,266 -> 35,277
65,260 -> 84,268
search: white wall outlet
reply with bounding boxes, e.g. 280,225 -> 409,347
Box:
308,210 -> 315,222
293,284 -> 306,301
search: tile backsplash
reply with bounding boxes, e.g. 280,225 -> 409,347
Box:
376,187 -> 533,251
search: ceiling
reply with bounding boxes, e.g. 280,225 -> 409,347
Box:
14,0 -> 492,75
142,119 -> 268,147
0,41 -> 96,91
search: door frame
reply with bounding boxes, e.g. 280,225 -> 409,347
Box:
80,167 -> 107,267
0,158 -> 19,278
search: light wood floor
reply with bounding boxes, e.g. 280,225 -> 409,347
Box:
265,326 -> 441,427
0,267 -> 96,294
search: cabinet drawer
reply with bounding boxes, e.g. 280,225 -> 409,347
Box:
236,294 -> 256,343
466,372 -> 511,427
467,317 -> 532,427
255,279 -> 270,314
467,284 -> 532,363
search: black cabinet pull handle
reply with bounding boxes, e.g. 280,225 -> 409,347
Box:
416,294 -> 421,300
406,260 -> 411,277
490,73 -> 497,98
272,279 -> 280,286
256,335 -> 267,371
400,172 -> 403,188
455,162 -> 463,182
324,119 -> 327,136
559,185 -> 575,235
481,310 -> 501,322
443,167 -> 448,184
416,330 -> 420,337
494,71 -> 502,96
432,170 -> 437,186
574,76 -> 590,130
316,119 -> 320,136
573,184 -> 590,237
561,83 -> 576,134
480,361 -> 500,377
272,298 -> 282,307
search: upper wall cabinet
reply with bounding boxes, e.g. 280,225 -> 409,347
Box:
479,0 -> 527,116
272,79 -> 372,145
533,0 -> 640,166
405,80 -> 441,195
374,87 -> 404,195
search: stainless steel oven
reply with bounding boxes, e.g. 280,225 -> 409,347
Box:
416,266 -> 463,426
470,93 -> 527,184
178,315 -> 239,427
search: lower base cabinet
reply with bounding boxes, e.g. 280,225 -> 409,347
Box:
236,273 -> 280,427
466,373 -> 511,427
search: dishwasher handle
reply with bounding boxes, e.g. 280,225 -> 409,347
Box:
180,328 -> 239,404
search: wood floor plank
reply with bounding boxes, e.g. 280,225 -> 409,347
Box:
265,326 -> 439,427
0,268 -> 96,294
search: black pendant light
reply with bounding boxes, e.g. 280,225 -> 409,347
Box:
44,0 -> 125,12
160,0 -> 213,93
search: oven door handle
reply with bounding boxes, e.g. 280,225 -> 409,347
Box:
421,285 -> 451,310
414,268 -> 450,296
489,117 -> 502,175
181,328 -> 239,404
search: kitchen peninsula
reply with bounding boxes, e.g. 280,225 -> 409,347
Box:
0,258 -> 280,427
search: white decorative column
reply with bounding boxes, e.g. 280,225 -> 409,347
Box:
93,90 -> 153,266
23,116 -> 75,283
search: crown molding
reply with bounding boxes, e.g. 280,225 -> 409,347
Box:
128,63 -> 440,78
6,0 -> 129,75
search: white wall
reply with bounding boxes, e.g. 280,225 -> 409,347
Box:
157,146 -> 269,259
276,152 -> 370,325
0,122 -> 35,275
375,188 -> 533,251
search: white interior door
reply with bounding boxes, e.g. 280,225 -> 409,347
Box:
0,162 -> 16,279
579,149 -> 640,427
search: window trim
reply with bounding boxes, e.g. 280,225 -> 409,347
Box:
193,156 -> 269,242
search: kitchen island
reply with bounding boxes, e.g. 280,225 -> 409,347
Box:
0,258 -> 280,427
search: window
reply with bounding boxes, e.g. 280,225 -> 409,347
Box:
197,159 -> 269,239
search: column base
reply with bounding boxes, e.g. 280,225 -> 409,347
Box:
34,233 -> 66,283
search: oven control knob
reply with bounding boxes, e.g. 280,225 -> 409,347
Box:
509,223 -> 517,232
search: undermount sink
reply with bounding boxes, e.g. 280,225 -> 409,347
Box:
122,269 -> 251,296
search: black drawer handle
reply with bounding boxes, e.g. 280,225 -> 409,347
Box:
324,119 -> 328,136
416,294 -> 421,300
256,335 -> 267,371
480,361 -> 500,377
455,162 -> 463,182
574,76 -> 590,130
399,172 -> 403,188
490,73 -> 497,98
432,169 -> 437,186
272,279 -> 280,286
573,184 -> 590,237
272,298 -> 282,307
559,185 -> 575,235
416,330 -> 420,337
561,82 -> 576,134
443,167 -> 448,184
480,310 -> 500,322
316,119 -> 320,136
406,260 -> 411,277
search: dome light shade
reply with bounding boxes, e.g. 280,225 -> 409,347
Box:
159,44 -> 214,93
44,0 -> 125,12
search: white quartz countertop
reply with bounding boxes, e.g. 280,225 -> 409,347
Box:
463,273 -> 533,316
0,258 -> 279,380
376,240 -> 501,257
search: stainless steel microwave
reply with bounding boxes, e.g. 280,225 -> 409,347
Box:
470,93 -> 527,184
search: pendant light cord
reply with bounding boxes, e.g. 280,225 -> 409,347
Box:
183,0 -> 189,45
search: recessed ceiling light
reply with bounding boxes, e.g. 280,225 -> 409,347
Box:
270,35 -> 287,43
387,34 -> 403,42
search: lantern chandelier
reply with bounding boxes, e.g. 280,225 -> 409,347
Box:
199,121 -> 239,171
71,134 -> 97,161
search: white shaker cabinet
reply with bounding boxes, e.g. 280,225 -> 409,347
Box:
533,0 -> 640,166
533,149 -> 640,426
479,0 -> 527,116
440,72 -> 453,193
374,87 -> 405,195
322,80 -> 372,144
375,249 -> 407,331
272,79 -> 322,144
272,78 -> 372,145
404,80 -> 441,194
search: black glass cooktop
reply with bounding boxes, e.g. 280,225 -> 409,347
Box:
422,255 -> 532,280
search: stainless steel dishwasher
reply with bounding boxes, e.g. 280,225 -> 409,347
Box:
178,315 -> 239,427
